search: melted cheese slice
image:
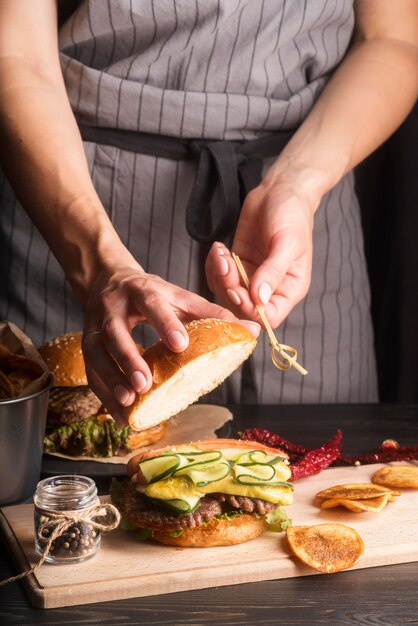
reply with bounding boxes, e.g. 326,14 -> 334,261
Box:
143,468 -> 293,506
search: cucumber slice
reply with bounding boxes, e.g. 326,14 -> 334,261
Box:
235,450 -> 268,465
175,460 -> 231,487
264,480 -> 293,488
181,450 -> 223,467
139,453 -> 185,484
233,462 -> 275,484
162,494 -> 201,514
235,450 -> 286,466
139,448 -> 290,490
267,456 -> 287,465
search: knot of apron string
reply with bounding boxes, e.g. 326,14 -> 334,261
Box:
186,139 -> 264,244
78,124 -> 293,246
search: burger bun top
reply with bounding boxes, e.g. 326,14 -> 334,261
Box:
39,331 -> 144,388
125,318 -> 257,432
39,331 -> 87,387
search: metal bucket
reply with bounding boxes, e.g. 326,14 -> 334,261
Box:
0,374 -> 54,506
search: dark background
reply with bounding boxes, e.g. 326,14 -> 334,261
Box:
356,102 -> 418,403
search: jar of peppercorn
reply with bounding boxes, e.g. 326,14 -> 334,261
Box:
34,475 -> 101,564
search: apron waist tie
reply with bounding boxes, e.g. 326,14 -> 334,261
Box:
78,124 -> 294,245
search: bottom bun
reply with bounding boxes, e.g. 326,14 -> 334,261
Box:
127,421 -> 168,450
152,514 -> 268,548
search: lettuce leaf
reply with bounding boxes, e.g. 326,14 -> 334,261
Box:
44,416 -> 132,457
265,506 -> 292,532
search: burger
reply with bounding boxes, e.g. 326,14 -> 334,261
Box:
39,331 -> 167,457
115,438 -> 293,547
40,318 -> 258,458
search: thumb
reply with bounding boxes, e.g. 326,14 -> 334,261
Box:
250,233 -> 300,306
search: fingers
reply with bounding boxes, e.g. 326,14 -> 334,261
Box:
205,235 -> 311,330
83,327 -> 151,417
135,276 -> 261,346
137,290 -> 190,353
236,319 -> 261,338
170,282 -> 261,337
82,265 -> 262,420
205,242 -> 255,314
205,242 -> 240,291
249,231 -> 301,306
98,319 -> 152,393
259,256 -> 312,328
83,361 -> 126,427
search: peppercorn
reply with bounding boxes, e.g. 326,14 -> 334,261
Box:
33,475 -> 102,564
34,513 -> 100,560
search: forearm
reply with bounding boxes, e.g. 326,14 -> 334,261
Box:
0,58 -> 134,304
265,34 -> 418,209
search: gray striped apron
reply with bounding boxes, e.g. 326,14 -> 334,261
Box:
0,0 -> 379,404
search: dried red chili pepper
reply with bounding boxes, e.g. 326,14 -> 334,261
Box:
240,428 -> 310,463
240,429 -> 418,477
334,445 -> 418,467
290,430 -> 342,481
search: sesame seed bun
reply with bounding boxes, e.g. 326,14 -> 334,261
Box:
125,319 -> 257,431
39,331 -> 87,387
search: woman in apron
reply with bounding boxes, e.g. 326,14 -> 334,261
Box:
0,1 -> 417,421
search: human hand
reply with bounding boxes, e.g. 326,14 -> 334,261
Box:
205,177 -> 316,328
81,261 -> 260,425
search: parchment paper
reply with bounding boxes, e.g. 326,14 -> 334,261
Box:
0,320 -> 50,397
45,404 -> 233,464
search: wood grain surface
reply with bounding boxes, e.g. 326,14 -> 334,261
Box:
2,461 -> 418,609
1,403 -> 418,625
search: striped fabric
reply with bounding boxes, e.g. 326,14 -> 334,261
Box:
0,0 -> 378,403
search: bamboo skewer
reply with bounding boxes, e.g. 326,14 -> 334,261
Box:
232,252 -> 308,376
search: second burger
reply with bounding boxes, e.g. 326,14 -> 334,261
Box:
39,331 -> 167,457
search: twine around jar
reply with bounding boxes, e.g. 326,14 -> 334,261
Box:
0,502 -> 121,587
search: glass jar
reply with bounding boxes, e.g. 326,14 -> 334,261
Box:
34,475 -> 101,564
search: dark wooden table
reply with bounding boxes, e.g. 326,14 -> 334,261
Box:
1,404 -> 418,626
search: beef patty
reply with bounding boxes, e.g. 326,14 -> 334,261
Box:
47,386 -> 102,425
121,481 -> 277,531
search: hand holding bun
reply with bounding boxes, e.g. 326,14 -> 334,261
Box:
125,319 -> 257,431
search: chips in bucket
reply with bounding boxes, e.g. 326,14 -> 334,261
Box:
372,465 -> 418,489
0,343 -> 43,399
286,523 -> 364,573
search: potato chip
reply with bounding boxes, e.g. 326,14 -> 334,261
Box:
0,370 -> 15,399
286,523 -> 364,574
0,344 -> 43,398
0,344 -> 12,359
315,483 -> 398,501
320,494 -> 389,513
0,352 -> 43,377
372,465 -> 418,489
7,370 -> 38,396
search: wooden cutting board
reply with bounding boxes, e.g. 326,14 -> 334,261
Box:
1,462 -> 418,609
